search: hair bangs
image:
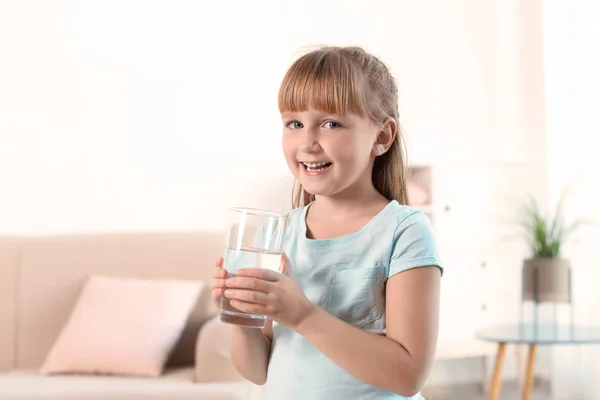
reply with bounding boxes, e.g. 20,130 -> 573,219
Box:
278,50 -> 369,118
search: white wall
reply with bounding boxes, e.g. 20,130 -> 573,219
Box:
0,0 -> 295,234
541,1 -> 600,398
0,0 -> 570,393
0,0 -> 543,235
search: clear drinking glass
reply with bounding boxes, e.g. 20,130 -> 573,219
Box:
220,207 -> 287,328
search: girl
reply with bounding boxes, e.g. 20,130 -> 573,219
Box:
211,46 -> 443,400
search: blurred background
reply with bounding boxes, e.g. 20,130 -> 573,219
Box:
1,1 -> 599,399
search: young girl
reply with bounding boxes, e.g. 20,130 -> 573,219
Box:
211,46 -> 443,400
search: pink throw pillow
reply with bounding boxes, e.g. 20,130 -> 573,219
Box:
40,275 -> 203,377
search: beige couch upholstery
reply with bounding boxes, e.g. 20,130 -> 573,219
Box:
0,232 -> 257,400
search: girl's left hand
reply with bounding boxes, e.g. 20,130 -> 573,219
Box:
223,254 -> 315,330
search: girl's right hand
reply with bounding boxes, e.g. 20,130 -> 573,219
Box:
211,257 -> 227,308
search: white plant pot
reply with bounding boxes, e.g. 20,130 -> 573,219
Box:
522,258 -> 571,303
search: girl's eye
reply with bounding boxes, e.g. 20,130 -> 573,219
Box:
286,121 -> 303,129
323,121 -> 342,129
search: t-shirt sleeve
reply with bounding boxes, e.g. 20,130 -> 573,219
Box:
388,211 -> 443,278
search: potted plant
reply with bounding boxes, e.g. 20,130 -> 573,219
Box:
520,193 -> 580,303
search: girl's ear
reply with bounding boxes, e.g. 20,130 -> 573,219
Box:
372,118 -> 397,156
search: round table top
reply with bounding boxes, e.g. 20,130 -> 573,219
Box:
475,324 -> 600,345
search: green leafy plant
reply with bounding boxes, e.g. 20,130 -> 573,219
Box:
520,193 -> 581,259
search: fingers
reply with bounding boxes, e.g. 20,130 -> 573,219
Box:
280,253 -> 291,275
213,258 -> 225,277
225,275 -> 272,293
227,299 -> 267,316
212,258 -> 227,290
224,288 -> 269,305
211,258 -> 227,304
235,267 -> 281,282
212,287 -> 224,302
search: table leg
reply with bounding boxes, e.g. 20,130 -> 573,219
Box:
488,342 -> 506,400
523,344 -> 537,400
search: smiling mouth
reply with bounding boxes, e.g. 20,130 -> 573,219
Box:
301,162 -> 332,173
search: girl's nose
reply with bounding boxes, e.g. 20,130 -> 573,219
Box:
299,129 -> 321,153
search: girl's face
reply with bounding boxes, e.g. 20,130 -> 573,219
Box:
281,107 -> 382,199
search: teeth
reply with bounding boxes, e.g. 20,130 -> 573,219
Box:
303,162 -> 328,167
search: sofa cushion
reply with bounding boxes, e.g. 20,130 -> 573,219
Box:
40,275 -> 204,377
0,368 -> 252,400
14,232 -> 223,369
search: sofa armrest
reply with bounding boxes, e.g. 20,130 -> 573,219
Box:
195,315 -> 245,383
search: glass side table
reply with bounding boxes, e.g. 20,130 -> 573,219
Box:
475,324 -> 600,400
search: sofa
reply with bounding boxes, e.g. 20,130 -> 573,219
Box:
0,232 -> 260,400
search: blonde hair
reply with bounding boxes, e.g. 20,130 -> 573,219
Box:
278,46 -> 409,209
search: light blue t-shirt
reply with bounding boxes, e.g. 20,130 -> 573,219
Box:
263,200 -> 443,400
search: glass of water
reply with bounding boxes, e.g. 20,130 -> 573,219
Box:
220,207 -> 287,328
